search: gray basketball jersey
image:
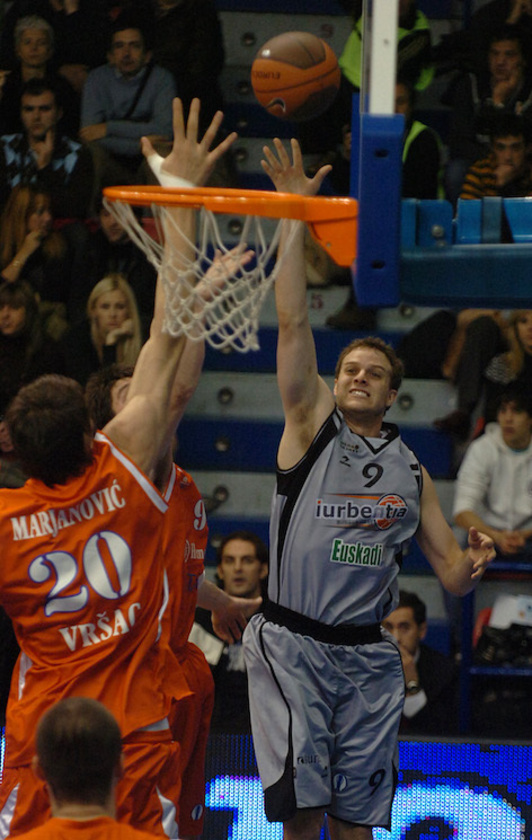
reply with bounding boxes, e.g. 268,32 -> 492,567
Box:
269,408 -> 422,625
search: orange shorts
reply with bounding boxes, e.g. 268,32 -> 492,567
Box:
170,644 -> 214,837
0,730 -> 180,839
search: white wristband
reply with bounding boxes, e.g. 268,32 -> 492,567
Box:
146,150 -> 194,189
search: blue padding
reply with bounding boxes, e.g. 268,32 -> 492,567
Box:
178,417 -> 281,472
203,328 -> 402,375
354,113 -> 404,307
399,427 -> 453,478
417,200 -> 453,247
179,419 -> 452,477
455,199 -> 481,244
400,244 -> 532,307
503,197 -> 532,242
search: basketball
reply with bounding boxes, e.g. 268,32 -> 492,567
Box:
250,31 -> 341,122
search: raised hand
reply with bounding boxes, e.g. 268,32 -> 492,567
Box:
141,97 -> 237,188
261,137 -> 332,196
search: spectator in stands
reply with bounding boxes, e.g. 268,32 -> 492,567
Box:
460,112 -> 532,199
62,273 -> 144,386
191,531 -> 268,734
14,696 -> 161,840
0,0 -> 109,94
151,0 -> 225,135
0,15 -> 80,137
382,589 -> 459,735
470,0 -> 532,64
80,13 -> 176,177
67,190 -> 157,325
446,26 -> 532,204
484,309 -> 532,421
0,184 -> 77,335
453,383 -> 532,557
0,77 -> 94,218
0,279 -> 65,419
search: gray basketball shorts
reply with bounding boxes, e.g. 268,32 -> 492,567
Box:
243,613 -> 404,828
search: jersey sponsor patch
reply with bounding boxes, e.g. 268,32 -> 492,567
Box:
329,538 -> 383,567
315,493 -> 408,530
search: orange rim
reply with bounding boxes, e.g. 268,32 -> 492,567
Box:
103,185 -> 358,266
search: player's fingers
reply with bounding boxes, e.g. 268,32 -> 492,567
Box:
200,109 -> 224,149
273,137 -> 291,168
185,97 -> 200,142
171,97 -> 186,141
141,136 -> 156,160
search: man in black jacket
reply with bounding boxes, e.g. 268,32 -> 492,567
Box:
383,589 -> 460,735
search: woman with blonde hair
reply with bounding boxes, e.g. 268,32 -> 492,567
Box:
62,273 -> 144,386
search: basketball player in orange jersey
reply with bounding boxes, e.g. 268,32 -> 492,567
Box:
0,98 -> 239,839
85,361 -> 262,840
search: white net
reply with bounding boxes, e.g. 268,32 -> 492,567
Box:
104,197 -> 297,353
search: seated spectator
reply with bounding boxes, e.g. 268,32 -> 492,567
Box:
0,0 -> 109,94
434,309 -> 532,441
0,77 -> 94,219
459,112 -> 532,199
191,530 -> 269,734
68,190 -> 157,324
0,183 -> 78,334
80,13 -> 176,177
382,589 -> 459,735
0,15 -> 80,137
0,279 -> 65,418
484,309 -> 532,421
453,384 -> 532,557
62,273 -> 144,386
151,0 -> 225,135
13,696 -> 160,840
445,25 -> 532,204
470,0 -> 532,63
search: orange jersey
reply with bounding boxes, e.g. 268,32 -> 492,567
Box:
13,816 -> 161,840
0,433 -> 172,768
161,465 -> 208,654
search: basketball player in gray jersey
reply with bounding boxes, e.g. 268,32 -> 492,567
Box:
243,138 -> 495,840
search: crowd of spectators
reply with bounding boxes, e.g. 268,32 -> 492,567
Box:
0,0 -> 227,405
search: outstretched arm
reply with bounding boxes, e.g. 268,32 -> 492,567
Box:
262,138 -> 335,470
103,99 -> 237,480
417,467 -> 495,595
196,578 -> 261,644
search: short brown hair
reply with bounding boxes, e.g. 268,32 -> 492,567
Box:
334,336 -> 404,391
36,697 -> 122,806
6,375 -> 93,486
85,363 -> 134,431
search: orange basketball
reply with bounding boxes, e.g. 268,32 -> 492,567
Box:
251,31 -> 341,122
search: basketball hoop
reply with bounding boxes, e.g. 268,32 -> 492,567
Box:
103,184 -> 358,353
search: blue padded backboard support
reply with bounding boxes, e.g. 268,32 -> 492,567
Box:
352,111 -> 404,307
400,197 -> 532,307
